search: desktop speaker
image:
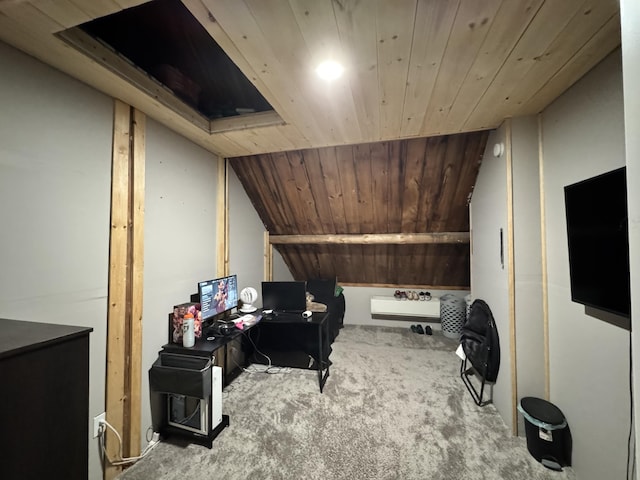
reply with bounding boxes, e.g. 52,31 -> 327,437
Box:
208,321 -> 236,336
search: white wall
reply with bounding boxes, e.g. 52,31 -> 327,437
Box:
469,123 -> 513,428
542,50 -> 629,480
272,249 -> 294,281
228,166 -> 266,304
621,1 -> 640,476
0,42 -> 112,480
0,41 -> 224,479
341,286 -> 468,328
141,118 -> 219,449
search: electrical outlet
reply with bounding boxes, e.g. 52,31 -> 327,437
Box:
93,412 -> 105,438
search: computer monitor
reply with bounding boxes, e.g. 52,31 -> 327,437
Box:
261,281 -> 307,313
198,275 -> 238,322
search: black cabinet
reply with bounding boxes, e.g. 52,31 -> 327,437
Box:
0,319 -> 92,480
160,327 -> 250,387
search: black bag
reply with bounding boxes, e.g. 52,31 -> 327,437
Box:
460,299 -> 500,382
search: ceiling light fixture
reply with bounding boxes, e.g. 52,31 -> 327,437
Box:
315,60 -> 344,81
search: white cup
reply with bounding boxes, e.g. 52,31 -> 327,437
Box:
182,317 -> 195,348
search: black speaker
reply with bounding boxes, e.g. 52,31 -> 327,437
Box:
208,321 -> 235,336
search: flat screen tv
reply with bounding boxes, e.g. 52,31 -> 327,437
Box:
564,167 -> 630,318
261,281 -> 307,313
198,274 -> 238,322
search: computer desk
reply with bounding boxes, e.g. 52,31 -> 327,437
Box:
257,310 -> 330,393
162,311 -> 331,393
161,316 -> 258,387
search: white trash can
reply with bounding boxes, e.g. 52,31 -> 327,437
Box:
440,294 -> 466,339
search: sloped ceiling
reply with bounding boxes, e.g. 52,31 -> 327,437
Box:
0,0 -> 621,287
230,132 -> 488,287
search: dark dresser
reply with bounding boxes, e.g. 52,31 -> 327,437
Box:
0,319 -> 93,480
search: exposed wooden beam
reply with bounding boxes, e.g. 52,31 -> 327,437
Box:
505,118 -> 518,436
128,108 -> 145,458
216,157 -> 228,277
105,102 -> 146,479
269,232 -> 470,245
264,230 -> 272,281
538,113 -> 550,401
105,99 -> 130,480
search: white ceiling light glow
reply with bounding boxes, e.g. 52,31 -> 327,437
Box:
315,60 -> 344,81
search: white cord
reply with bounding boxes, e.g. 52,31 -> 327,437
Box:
243,363 -> 292,374
99,419 -> 160,466
240,330 -> 291,374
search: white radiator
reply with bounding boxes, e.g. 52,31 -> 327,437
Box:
370,296 -> 440,318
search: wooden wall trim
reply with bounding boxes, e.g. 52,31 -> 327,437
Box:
105,100 -> 130,479
104,103 -> 146,479
269,232 -> 470,245
538,113 -> 550,400
264,231 -> 272,281
216,158 -> 228,277
505,118 -> 518,436
128,108 -> 145,457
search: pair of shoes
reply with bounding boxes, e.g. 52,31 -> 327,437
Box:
424,325 -> 433,335
410,324 -> 425,334
396,290 -> 409,300
408,291 -> 421,301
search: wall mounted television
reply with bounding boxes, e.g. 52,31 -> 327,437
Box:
198,274 -> 238,322
564,166 -> 630,319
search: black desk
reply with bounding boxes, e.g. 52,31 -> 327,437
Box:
151,317 -> 260,448
257,311 -> 330,393
161,318 -> 257,386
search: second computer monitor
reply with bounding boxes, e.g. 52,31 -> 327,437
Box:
261,281 -> 307,313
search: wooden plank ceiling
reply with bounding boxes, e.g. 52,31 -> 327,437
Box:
0,0 -> 620,158
230,132 -> 488,287
0,0 -> 620,288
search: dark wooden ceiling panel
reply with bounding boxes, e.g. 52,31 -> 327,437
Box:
230,131 -> 488,287
274,243 -> 470,288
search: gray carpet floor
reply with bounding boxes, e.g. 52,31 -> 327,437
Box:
117,325 -> 576,479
